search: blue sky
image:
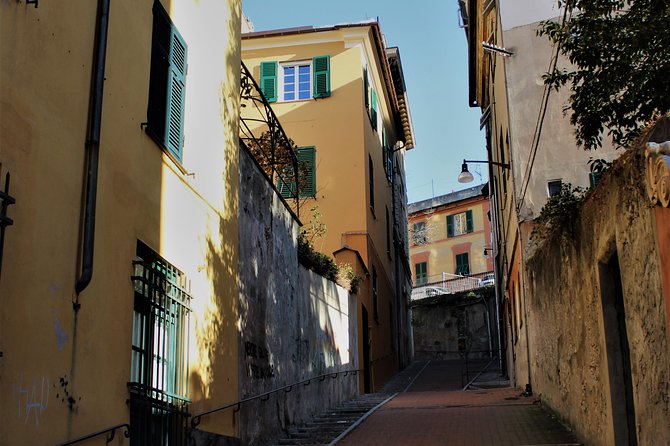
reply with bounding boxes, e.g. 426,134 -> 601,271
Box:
242,0 -> 488,204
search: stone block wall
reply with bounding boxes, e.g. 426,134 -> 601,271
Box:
236,148 -> 359,445
412,290 -> 496,361
524,142 -> 670,445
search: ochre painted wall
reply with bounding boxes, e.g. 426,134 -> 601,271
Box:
242,27 -> 405,391
0,0 -> 241,443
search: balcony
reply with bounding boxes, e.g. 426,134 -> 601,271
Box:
239,61 -> 300,218
411,271 -> 494,300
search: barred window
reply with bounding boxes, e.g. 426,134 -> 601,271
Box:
129,240 -> 191,445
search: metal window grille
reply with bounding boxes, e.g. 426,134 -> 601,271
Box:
129,241 -> 191,446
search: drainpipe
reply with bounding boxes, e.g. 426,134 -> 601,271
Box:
75,0 -> 110,298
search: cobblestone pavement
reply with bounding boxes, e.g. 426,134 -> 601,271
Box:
336,360 -> 581,446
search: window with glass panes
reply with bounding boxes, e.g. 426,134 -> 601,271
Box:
282,63 -> 311,101
129,240 -> 191,445
447,210 -> 473,237
415,262 -> 427,285
455,253 -> 470,276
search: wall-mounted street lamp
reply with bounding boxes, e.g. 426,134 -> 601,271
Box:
458,159 -> 510,183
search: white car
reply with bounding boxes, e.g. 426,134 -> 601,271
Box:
411,286 -> 451,300
479,273 -> 495,287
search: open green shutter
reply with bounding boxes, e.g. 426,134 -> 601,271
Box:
447,215 -> 454,237
363,66 -> 369,111
298,147 -> 316,197
312,56 -> 330,98
260,61 -> 278,102
165,25 -> 187,161
382,128 -> 387,173
466,210 -> 474,233
371,88 -> 378,130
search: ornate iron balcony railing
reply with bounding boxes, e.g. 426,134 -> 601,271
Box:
239,61 -> 300,218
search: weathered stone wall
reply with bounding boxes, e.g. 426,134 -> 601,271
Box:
524,141 -> 670,445
412,290 -> 496,361
237,148 -> 358,446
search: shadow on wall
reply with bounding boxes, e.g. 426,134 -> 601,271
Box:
236,145 -> 359,445
188,0 -> 242,437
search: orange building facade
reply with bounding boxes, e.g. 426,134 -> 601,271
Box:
408,184 -> 493,295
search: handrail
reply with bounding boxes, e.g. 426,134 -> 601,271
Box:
191,368 -> 362,428
56,423 -> 130,446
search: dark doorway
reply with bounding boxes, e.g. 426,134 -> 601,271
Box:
362,304 -> 371,393
600,251 -> 637,446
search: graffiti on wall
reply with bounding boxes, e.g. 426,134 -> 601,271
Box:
12,375 -> 50,426
245,340 -> 274,379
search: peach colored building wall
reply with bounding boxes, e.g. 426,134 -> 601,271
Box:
408,186 -> 493,286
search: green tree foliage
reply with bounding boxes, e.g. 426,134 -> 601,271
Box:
539,0 -> 670,150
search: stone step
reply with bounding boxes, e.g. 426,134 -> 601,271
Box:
273,393 -> 394,446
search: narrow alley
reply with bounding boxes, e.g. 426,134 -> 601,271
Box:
274,360 -> 580,446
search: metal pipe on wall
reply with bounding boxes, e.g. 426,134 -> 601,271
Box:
75,0 -> 110,297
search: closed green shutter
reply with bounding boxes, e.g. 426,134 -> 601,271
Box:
280,147 -> 315,198
447,214 -> 454,238
466,210 -> 474,233
298,146 -> 316,197
279,165 -> 296,199
415,262 -> 427,285
371,88 -> 378,130
260,61 -> 277,102
165,24 -> 187,161
312,56 -> 330,98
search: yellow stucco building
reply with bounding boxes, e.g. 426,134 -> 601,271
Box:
241,21 -> 416,392
408,184 -> 494,295
1,0 -> 241,443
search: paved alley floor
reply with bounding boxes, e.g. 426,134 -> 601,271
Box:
335,360 -> 581,446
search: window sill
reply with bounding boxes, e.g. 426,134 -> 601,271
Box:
277,98 -> 315,104
144,126 -> 188,175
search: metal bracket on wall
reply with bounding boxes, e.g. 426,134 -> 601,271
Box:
0,170 -> 16,282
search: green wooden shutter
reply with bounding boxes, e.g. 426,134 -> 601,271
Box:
165,25 -> 187,161
363,66 -> 369,111
371,88 -> 378,130
298,146 -> 316,197
382,128 -> 387,173
279,165 -> 295,199
447,214 -> 454,237
312,56 -> 330,98
466,210 -> 474,233
148,3 -> 170,144
260,61 -> 278,102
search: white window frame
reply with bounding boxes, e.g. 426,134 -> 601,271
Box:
278,60 -> 312,102
453,212 -> 468,236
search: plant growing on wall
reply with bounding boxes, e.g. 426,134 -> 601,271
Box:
337,263 -> 363,294
297,205 -> 338,281
538,0 -> 670,150
532,183 -> 586,242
